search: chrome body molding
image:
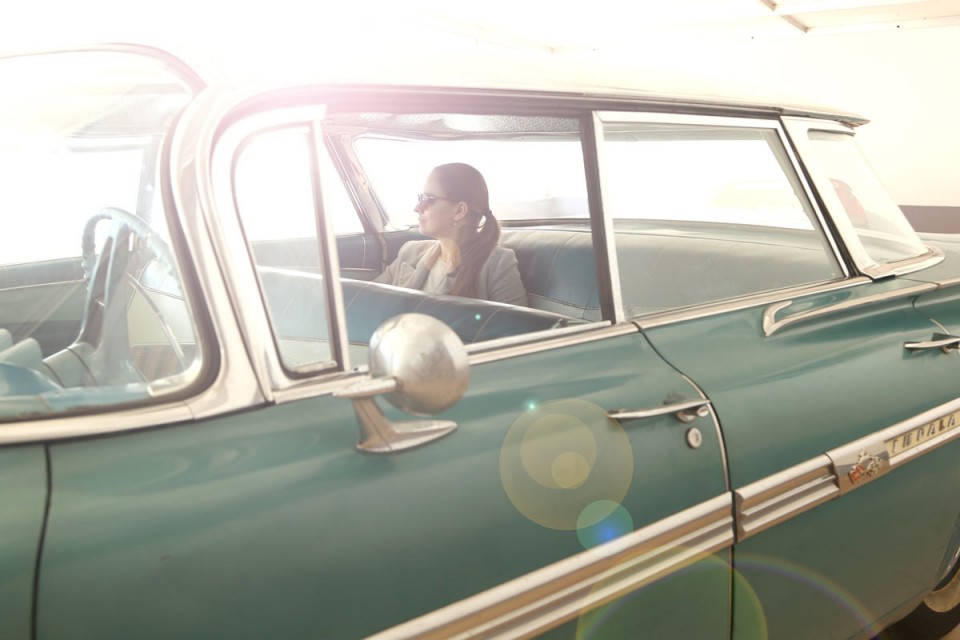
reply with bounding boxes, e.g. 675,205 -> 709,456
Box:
271,371 -> 370,404
829,397 -> 960,481
923,275 -> 960,290
735,456 -> 839,541
762,282 -> 937,337
635,277 -> 868,332
861,245 -> 945,280
257,324 -> 630,404
467,322 -> 633,365
735,396 -> 960,539
368,494 -> 734,640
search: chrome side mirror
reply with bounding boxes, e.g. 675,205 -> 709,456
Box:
335,314 -> 469,453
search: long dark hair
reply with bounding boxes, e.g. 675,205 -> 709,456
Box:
431,163 -> 501,299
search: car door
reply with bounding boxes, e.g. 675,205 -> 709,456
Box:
0,46 -> 205,640
0,446 -> 46,640
595,110 -> 960,639
33,89 -> 734,639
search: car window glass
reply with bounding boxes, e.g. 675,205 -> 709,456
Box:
233,126 -> 338,371
231,113 -> 600,375
804,130 -> 927,265
600,120 -> 844,316
357,136 -> 588,227
238,132 -> 361,243
0,49 -> 203,421
339,112 -> 600,345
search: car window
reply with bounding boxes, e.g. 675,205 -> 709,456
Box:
356,135 -> 588,227
341,112 -> 601,329
599,118 -> 844,316
237,130 -> 362,243
0,49 -> 203,420
804,130 -> 928,266
233,125 -> 342,371
225,108 -> 601,376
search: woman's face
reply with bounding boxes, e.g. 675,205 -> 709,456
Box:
415,171 -> 464,241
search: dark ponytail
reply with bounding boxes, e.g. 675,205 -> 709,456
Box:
431,163 -> 500,299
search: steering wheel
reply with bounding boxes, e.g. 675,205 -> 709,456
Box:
45,207 -> 182,387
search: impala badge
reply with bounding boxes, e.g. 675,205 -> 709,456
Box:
848,449 -> 882,484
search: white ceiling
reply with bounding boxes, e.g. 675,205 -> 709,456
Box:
399,0 -> 960,52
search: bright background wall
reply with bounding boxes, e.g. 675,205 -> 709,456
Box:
4,0 -> 958,210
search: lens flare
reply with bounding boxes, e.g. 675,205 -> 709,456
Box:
733,554 -> 882,639
500,399 -> 633,531
574,551 -> 733,638
576,501 -> 634,549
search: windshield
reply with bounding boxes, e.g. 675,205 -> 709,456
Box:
0,48 -> 203,421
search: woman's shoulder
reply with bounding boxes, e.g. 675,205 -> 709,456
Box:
487,244 -> 519,264
396,239 -> 437,260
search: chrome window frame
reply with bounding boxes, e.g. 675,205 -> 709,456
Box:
0,88 -> 269,446
594,111 -> 850,298
209,105 -> 352,390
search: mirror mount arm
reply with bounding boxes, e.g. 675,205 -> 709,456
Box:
335,377 -> 458,454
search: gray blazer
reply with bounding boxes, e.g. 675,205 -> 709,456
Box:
375,240 -> 528,307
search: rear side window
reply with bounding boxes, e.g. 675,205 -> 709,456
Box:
598,117 -> 844,316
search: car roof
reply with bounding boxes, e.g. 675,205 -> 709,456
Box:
0,42 -> 870,127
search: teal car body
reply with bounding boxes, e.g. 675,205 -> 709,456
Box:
1,45 -> 959,640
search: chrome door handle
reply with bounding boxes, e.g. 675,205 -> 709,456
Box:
904,333 -> 960,353
609,399 -> 711,424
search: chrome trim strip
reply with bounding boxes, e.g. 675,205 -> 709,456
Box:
732,395 -> 960,540
0,401 -> 196,446
589,111 -> 626,324
862,245 -> 945,280
633,277 -> 868,331
762,282 -> 937,337
922,276 -> 960,290
369,494 -> 733,640
465,321 -> 613,355
831,397 -> 960,480
735,456 -> 838,540
309,120 -> 352,373
468,323 -> 636,365
596,111 -> 781,129
269,324 -> 635,404
772,119 -> 850,279
270,371 -> 368,405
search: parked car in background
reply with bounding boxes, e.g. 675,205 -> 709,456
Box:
4,44 -> 960,640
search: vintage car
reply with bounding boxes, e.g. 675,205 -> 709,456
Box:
2,44 -> 960,640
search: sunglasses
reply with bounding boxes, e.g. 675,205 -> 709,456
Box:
417,193 -> 454,207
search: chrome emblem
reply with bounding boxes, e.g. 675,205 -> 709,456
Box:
848,449 -> 882,484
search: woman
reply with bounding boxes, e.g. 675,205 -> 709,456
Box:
375,163 -> 527,306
